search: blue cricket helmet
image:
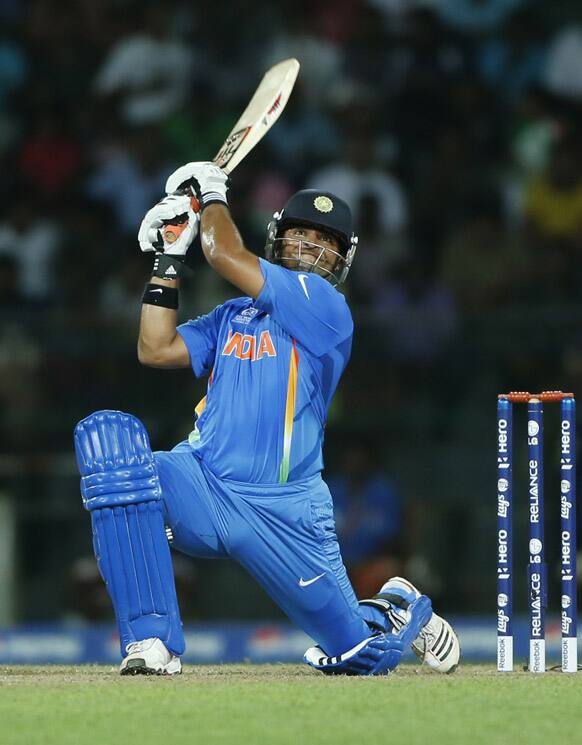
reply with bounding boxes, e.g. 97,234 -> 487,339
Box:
265,189 -> 358,286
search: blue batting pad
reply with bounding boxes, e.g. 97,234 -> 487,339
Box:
74,410 -> 184,656
304,595 -> 432,675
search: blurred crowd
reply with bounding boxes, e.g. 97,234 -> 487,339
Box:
4,0 -> 582,619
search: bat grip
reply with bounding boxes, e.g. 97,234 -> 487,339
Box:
162,195 -> 201,244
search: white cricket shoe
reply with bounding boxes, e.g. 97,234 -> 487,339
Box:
120,638 -> 182,676
379,577 -> 460,674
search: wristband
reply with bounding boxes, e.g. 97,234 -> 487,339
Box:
142,283 -> 178,310
152,253 -> 185,281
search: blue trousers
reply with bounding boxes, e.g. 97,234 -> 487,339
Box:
155,447 -> 371,657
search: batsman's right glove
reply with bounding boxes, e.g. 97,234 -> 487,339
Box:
138,193 -> 199,280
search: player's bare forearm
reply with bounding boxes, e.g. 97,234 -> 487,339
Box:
200,205 -> 265,298
138,277 -> 190,368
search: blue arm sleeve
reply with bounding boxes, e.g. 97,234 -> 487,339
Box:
177,305 -> 223,377
254,259 -> 353,356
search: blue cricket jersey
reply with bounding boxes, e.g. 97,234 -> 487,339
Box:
176,258 -> 353,484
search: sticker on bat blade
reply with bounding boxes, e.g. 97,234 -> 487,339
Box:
215,127 -> 252,167
262,92 -> 283,127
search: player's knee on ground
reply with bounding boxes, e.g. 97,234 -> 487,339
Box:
304,595 -> 432,676
74,410 -> 184,657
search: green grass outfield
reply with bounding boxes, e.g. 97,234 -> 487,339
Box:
1,664 -> 580,745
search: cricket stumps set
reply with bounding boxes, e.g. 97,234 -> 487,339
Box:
497,391 -> 577,673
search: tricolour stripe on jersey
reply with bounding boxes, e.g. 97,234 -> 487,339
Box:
188,368 -> 214,446
194,396 -> 207,418
279,339 -> 299,483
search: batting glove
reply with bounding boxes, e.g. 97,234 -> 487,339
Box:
138,194 -> 200,280
165,161 -> 229,210
138,193 -> 199,256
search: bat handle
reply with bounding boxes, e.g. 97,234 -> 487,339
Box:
163,223 -> 186,244
162,196 -> 201,244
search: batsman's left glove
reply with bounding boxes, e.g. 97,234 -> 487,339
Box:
165,161 -> 229,211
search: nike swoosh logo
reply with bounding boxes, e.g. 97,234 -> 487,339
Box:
299,572 -> 325,588
150,288 -> 163,294
298,274 -> 310,299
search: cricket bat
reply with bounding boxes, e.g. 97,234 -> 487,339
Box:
164,58 -> 300,243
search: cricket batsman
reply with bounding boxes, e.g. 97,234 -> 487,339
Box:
74,161 -> 460,676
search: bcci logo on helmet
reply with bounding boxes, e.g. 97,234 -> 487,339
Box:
313,195 -> 333,213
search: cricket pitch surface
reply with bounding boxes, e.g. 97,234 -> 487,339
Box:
1,663 -> 579,745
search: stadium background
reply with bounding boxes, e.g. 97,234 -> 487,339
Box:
1,0 -> 582,663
